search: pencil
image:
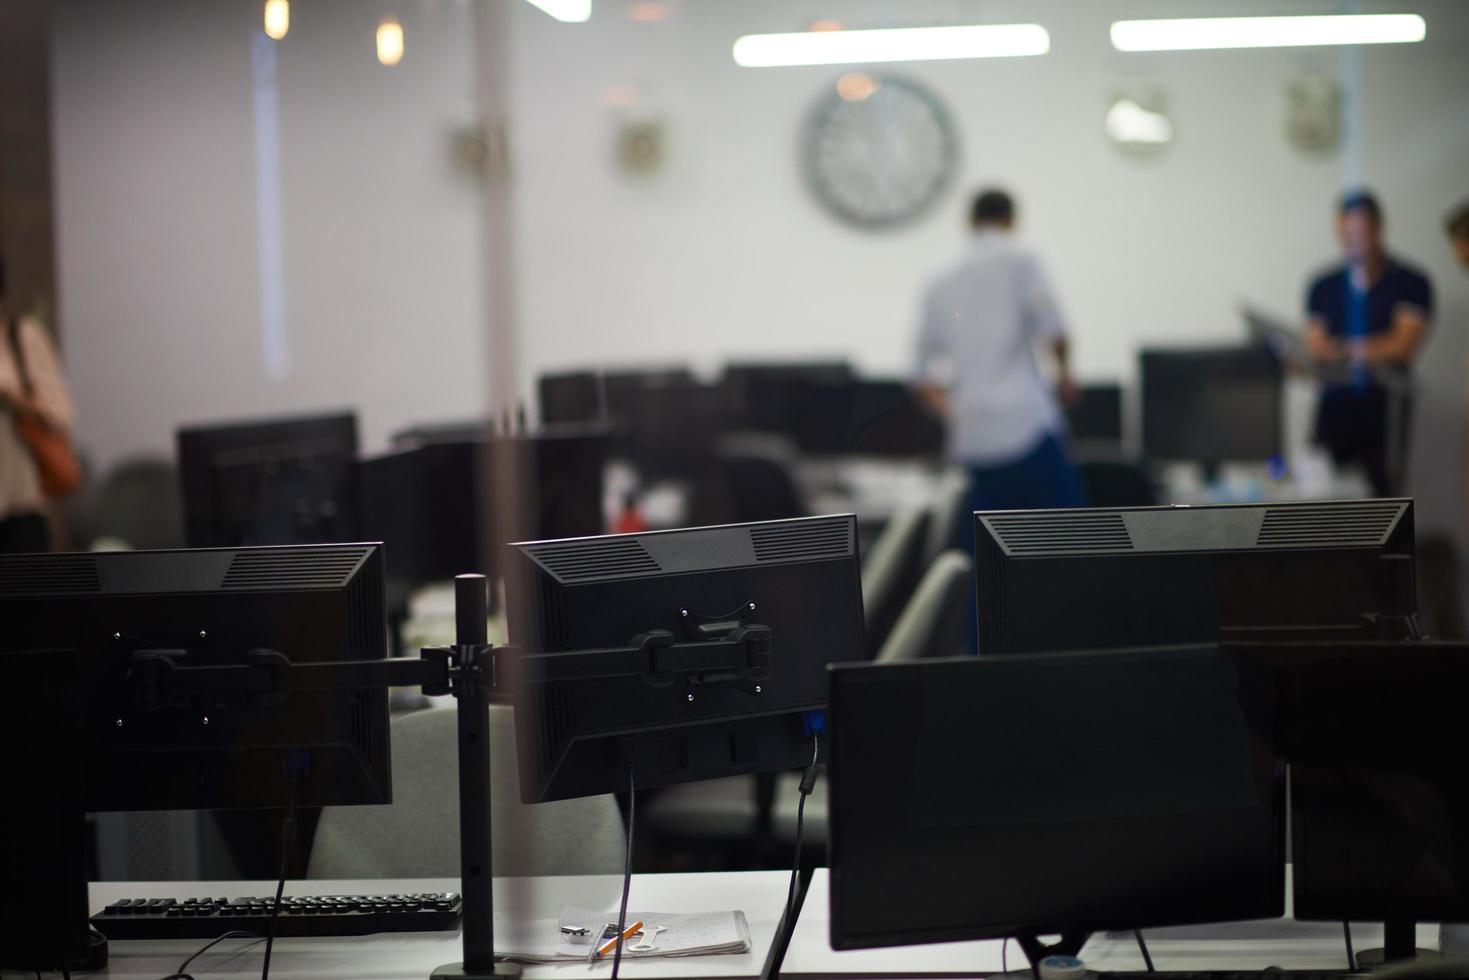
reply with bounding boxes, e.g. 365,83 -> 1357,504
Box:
596,920 -> 644,959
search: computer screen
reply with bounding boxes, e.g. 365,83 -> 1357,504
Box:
0,543 -> 390,971
538,370 -> 603,425
974,499 -> 1418,655
721,361 -> 855,436
828,645 -> 1283,950
792,379 -> 946,458
1065,382 -> 1123,446
504,514 -> 864,803
1140,345 -> 1282,466
176,412 -> 360,548
1231,640 -> 1469,930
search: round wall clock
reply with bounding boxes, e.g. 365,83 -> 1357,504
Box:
802,73 -> 959,230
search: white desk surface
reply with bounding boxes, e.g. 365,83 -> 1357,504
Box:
83,872 -> 788,980
782,870 -> 1439,978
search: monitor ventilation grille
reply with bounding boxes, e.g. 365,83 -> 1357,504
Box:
750,518 -> 852,563
221,546 -> 369,590
1256,501 -> 1404,548
526,539 -> 661,583
0,554 -> 100,595
985,512 -> 1133,556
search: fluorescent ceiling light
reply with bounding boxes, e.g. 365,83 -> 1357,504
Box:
732,23 -> 1050,68
524,0 -> 591,23
1111,14 -> 1426,52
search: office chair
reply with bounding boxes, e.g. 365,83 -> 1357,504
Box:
713,437 -> 808,524
921,469 -> 970,567
307,705 -> 624,878
860,504 -> 931,659
876,549 -> 974,662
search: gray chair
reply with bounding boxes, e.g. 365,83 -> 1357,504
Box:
921,470 -> 970,568
308,705 -> 624,878
875,550 -> 975,663
860,504 -> 931,659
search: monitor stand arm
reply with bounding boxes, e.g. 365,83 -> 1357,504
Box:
130,574 -> 519,980
129,578 -> 774,980
1014,930 -> 1091,979
1355,919 -> 1441,967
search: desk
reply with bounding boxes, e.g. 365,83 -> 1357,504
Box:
782,870 -> 1440,978
83,872 -> 788,980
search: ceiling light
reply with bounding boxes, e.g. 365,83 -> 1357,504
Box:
1111,14 -> 1426,52
377,17 -> 404,66
524,0 -> 591,23
263,0 -> 289,40
732,23 -> 1050,68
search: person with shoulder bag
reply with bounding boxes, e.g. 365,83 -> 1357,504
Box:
0,256 -> 79,553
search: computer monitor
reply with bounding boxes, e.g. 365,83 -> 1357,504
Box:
1231,640 -> 1469,962
503,514 -> 864,803
974,499 -> 1418,655
177,412 -> 360,547
792,379 -> 946,459
538,370 -> 603,425
0,543 -> 389,971
1065,382 -> 1123,447
721,361 -> 855,436
360,442 -> 485,610
828,645 -> 1283,955
614,379 -> 726,481
1140,345 -> 1282,470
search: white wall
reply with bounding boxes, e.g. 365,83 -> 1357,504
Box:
506,0 -> 1469,533
51,0 -> 488,469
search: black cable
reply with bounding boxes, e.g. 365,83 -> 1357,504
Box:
259,785 -> 301,980
1135,929 -> 1155,972
1344,922 -> 1357,971
159,931 -> 263,980
610,759 -> 636,980
784,733 -> 821,930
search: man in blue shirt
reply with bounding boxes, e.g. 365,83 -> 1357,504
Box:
1305,190 -> 1434,497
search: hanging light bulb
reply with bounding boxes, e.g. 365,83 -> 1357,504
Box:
377,17 -> 404,66
263,0 -> 289,40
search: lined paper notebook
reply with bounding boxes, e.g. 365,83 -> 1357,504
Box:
494,906 -> 751,963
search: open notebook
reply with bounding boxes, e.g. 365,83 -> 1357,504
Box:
494,906 -> 751,963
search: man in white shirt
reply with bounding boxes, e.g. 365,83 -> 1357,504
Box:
914,189 -> 1085,521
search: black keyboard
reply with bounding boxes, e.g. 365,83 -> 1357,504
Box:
1098,973 -> 1360,980
92,892 -> 462,940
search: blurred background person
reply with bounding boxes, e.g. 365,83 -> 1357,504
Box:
0,256 -> 76,553
1305,190 -> 1434,497
914,188 -> 1085,522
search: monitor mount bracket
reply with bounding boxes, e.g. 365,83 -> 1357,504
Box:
1014,930 -> 1091,978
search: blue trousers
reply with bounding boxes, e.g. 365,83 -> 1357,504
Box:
956,433 -> 1086,652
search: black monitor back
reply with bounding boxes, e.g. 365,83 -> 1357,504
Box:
1141,346 -> 1282,464
975,499 -> 1417,655
360,442 -> 484,602
1231,640 -> 1469,926
539,371 -> 604,425
792,379 -> 946,458
721,361 -> 854,435
177,412 -> 359,548
828,645 -> 1283,950
505,515 -> 864,803
0,543 -> 390,811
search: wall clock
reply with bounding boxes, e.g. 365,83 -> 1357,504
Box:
803,73 -> 959,230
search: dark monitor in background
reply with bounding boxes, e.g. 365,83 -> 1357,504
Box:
538,370 -> 603,425
1141,346 -> 1282,471
615,380 -> 726,481
498,423 -> 610,542
176,412 -> 360,548
828,645 -> 1282,956
721,361 -> 855,435
0,544 -> 389,970
1232,640 -> 1469,962
974,499 -> 1418,656
360,441 -> 484,610
1065,382 -> 1124,447
793,380 -> 945,459
504,514 -> 864,803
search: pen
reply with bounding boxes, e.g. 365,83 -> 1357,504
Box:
595,920 -> 644,959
